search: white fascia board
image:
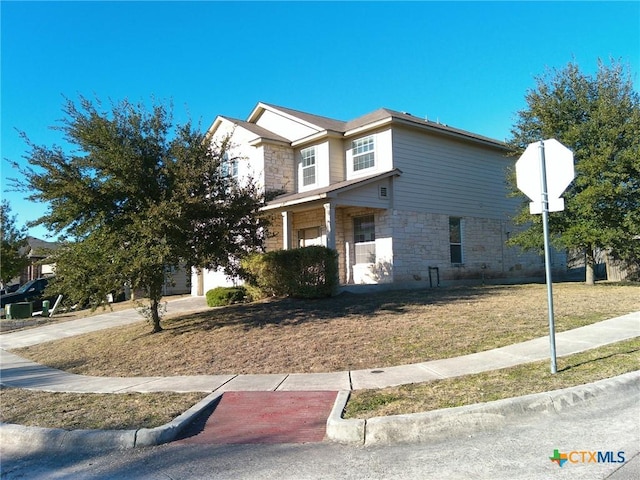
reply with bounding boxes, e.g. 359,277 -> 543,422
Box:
391,117 -> 510,151
260,193 -> 334,211
291,130 -> 343,148
344,118 -> 393,138
246,102 -> 268,123
248,102 -> 323,132
206,115 -> 227,136
248,137 -> 291,148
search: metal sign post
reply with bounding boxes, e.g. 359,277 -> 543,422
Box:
516,138 -> 574,375
538,141 -> 558,374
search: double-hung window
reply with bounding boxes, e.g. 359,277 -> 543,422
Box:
301,147 -> 316,187
221,152 -> 238,179
354,215 -> 376,264
449,217 -> 463,264
352,136 -> 375,172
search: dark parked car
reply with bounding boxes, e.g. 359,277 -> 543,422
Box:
0,278 -> 55,312
0,284 -> 20,296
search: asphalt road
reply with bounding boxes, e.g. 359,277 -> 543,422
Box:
2,388 -> 637,480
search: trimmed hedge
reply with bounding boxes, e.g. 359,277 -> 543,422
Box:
205,286 -> 247,307
242,246 -> 339,299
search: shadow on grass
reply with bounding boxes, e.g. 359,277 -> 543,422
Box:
162,285 -> 515,336
557,345 -> 640,373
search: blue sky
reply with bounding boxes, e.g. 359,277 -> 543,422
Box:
2,1 -> 638,240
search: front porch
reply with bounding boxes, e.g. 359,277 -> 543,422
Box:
262,170 -> 401,286
265,203 -> 393,285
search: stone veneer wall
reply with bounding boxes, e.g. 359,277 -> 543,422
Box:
263,207 -> 565,287
390,210 -> 565,283
264,213 -> 282,253
263,143 -> 295,194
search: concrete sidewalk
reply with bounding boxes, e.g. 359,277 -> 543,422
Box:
0,296 -> 638,450
1,297 -> 638,393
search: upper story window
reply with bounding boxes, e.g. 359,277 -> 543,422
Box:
352,135 -> 375,172
300,147 -> 316,187
221,152 -> 238,179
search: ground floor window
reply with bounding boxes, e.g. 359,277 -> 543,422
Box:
298,226 -> 323,247
449,217 -> 463,264
354,215 -> 376,263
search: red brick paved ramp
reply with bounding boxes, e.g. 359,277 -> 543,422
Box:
175,391 -> 338,444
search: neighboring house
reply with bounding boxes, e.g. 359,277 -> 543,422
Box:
192,102 -> 566,295
19,237 -> 59,284
16,237 -> 190,296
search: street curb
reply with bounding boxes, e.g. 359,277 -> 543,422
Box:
326,370 -> 640,445
0,391 -> 223,453
2,372 -> 638,451
326,391 -> 365,444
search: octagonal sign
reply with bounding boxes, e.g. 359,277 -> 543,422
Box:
516,139 -> 575,214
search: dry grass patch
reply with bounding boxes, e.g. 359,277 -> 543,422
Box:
0,389 -> 206,430
344,337 -> 640,419
12,283 -> 640,376
0,294 -> 192,333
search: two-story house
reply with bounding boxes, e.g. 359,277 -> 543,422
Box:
192,102 -> 564,295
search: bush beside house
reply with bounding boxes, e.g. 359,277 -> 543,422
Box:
205,287 -> 248,307
242,246 -> 339,299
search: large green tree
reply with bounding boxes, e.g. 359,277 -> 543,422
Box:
0,200 -> 30,286
11,97 -> 270,331
508,60 -> 640,284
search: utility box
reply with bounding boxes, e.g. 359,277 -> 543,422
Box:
42,300 -> 50,317
6,302 -> 33,320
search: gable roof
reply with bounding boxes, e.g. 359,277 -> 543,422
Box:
343,107 -> 508,149
249,102 -> 347,133
219,116 -> 290,144
210,102 -> 509,151
261,104 -> 507,150
21,237 -> 59,258
262,168 -> 402,211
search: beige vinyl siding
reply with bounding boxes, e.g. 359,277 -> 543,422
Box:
345,129 -> 394,180
391,128 -> 516,220
336,179 -> 392,209
329,137 -> 345,183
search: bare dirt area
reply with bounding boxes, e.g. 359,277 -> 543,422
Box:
12,283 -> 639,376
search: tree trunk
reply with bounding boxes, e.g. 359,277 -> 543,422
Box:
150,298 -> 163,333
585,248 -> 596,286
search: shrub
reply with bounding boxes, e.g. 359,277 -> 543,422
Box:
241,246 -> 339,299
205,286 -> 247,307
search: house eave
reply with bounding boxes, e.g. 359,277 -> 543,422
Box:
291,130 -> 343,148
261,168 -> 402,212
344,118 -> 394,137
248,137 -> 291,148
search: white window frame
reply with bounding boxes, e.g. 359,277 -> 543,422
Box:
300,147 -> 316,188
221,152 -> 238,179
352,135 -> 375,172
449,217 -> 463,264
298,226 -> 323,247
353,215 -> 376,264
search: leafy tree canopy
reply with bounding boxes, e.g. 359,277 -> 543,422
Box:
0,200 -> 30,286
508,59 -> 640,283
10,97 -> 270,331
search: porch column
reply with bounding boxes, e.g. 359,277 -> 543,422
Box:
196,269 -> 204,296
324,202 -> 336,250
282,211 -> 292,250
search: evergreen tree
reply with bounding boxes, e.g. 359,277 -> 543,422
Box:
508,60 -> 640,283
0,200 -> 30,286
11,97 -> 270,331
